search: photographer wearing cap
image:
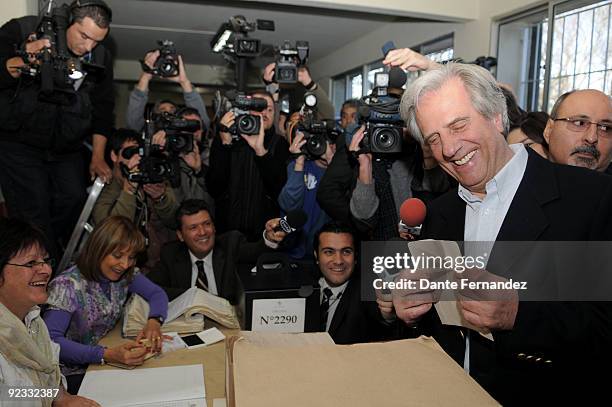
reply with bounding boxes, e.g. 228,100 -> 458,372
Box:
0,0 -> 114,257
126,46 -> 210,133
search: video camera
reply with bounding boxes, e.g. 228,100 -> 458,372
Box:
141,40 -> 179,78
152,111 -> 198,155
120,109 -> 195,186
216,92 -> 268,140
290,93 -> 338,160
17,0 -> 104,105
358,72 -> 404,154
274,40 -> 309,84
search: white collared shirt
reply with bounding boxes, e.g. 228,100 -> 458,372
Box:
318,277 -> 349,332
458,143 -> 528,261
188,249 -> 218,295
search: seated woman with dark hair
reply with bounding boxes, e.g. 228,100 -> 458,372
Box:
0,218 -> 99,406
44,216 -> 168,394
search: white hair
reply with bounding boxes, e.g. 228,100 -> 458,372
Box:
400,63 -> 509,144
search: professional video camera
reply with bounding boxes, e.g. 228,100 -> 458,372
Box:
141,40 -> 179,77
274,40 -> 309,84
215,92 -> 268,140
17,0 -> 104,105
291,93 -> 338,160
120,109 -> 194,186
152,111 -> 198,155
358,72 -> 404,154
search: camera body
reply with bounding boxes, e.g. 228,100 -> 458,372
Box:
153,112 -> 197,155
142,40 -> 179,78
226,94 -> 268,138
122,152 -> 180,186
292,93 -> 338,160
275,41 -> 309,84
359,73 -> 404,154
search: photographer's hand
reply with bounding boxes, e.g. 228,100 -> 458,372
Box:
290,131 -> 306,170
152,130 -> 167,149
136,50 -> 159,91
383,48 -> 441,72
7,37 -> 51,78
121,155 -> 140,194
169,55 -> 193,92
219,111 -> 235,145
241,113 -> 267,156
143,183 -> 166,201
262,63 -> 276,84
181,142 -> 202,173
349,126 -> 372,184
90,134 -> 112,183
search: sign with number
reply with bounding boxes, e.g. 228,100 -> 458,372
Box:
251,298 -> 306,332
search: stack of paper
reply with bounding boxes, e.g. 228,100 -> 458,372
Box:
79,364 -> 205,407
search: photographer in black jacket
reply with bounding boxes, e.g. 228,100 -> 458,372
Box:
0,0 -> 114,256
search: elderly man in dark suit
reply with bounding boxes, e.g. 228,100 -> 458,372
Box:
148,199 -> 286,304
383,52 -> 612,406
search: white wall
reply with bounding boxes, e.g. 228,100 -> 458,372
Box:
0,0 -> 37,25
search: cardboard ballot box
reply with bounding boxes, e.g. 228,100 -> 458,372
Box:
238,258 -> 320,332
226,333 -> 499,407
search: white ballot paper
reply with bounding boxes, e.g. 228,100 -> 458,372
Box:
408,239 -> 494,341
79,364 -> 205,407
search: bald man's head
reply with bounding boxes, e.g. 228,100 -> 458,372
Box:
544,89 -> 612,172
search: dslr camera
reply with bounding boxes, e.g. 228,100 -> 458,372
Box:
121,145 -> 180,186
142,40 -> 179,78
275,40 -> 309,84
152,111 -> 199,155
358,72 -> 404,154
291,93 -> 338,160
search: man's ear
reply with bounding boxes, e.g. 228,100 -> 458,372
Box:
110,150 -> 118,164
543,119 -> 554,145
493,113 -> 504,134
176,230 -> 184,242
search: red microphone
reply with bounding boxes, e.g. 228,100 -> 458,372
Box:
399,198 -> 427,237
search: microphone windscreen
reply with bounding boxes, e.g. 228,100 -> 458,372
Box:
388,67 -> 407,89
399,198 -> 426,227
286,209 -> 308,229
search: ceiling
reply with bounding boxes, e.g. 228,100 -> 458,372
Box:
102,0 -> 435,67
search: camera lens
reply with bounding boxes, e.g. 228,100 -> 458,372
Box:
278,67 -> 296,82
372,128 -> 399,152
237,115 -> 259,135
305,134 -> 326,158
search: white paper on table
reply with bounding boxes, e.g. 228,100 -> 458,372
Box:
78,364 -> 205,407
250,298 -> 306,333
166,289 -> 198,322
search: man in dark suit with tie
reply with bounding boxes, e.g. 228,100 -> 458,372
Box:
148,199 -> 286,304
389,61 -> 612,405
314,221 -> 393,344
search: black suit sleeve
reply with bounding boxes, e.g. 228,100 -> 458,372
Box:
317,144 -> 354,223
147,247 -> 187,301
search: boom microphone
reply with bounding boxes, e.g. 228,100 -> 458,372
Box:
399,198 -> 427,236
274,209 -> 308,234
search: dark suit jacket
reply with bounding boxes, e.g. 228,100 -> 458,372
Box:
326,275 -> 396,345
419,150 -> 612,405
148,231 -> 268,304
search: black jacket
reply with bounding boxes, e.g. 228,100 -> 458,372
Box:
418,150 -> 612,405
207,129 -> 289,240
148,231 -> 270,304
0,16 -> 114,152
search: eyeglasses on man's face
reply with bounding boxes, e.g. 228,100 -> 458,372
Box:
552,117 -> 612,138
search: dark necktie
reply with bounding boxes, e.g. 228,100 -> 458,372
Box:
320,288 -> 333,332
195,260 -> 209,291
